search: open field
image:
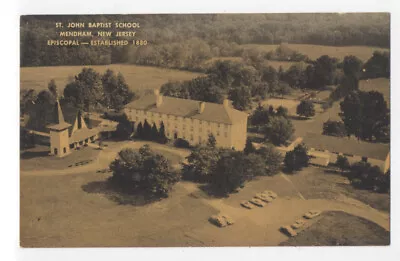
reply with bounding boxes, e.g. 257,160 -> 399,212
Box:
203,56 -> 297,71
242,44 -> 389,61
280,211 -> 389,246
20,64 -> 203,93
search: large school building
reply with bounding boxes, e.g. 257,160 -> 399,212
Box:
124,90 -> 249,150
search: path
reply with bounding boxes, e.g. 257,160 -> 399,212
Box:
20,141 -> 190,176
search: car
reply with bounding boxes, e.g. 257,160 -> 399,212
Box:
291,219 -> 306,229
255,193 -> 274,203
280,225 -> 297,237
209,215 -> 235,227
240,201 -> 254,209
263,190 -> 278,199
249,198 -> 266,207
303,210 -> 322,219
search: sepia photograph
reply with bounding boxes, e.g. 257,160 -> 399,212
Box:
19,12 -> 391,248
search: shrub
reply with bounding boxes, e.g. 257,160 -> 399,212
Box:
174,138 -> 191,148
323,120 -> 347,137
296,100 -> 315,118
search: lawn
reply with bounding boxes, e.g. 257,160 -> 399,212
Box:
280,211 -> 389,246
20,171 -> 218,247
242,44 -> 389,61
20,64 -> 203,93
285,166 -> 390,213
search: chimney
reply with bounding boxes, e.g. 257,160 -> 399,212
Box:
223,99 -> 230,109
154,89 -> 163,107
198,102 -> 205,113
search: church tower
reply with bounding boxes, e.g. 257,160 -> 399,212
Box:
47,100 -> 71,157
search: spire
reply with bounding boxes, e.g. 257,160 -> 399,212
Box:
55,99 -> 66,124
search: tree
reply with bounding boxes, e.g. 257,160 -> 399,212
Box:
283,62 -> 308,88
283,144 -> 309,172
115,114 -> 133,140
250,104 -> 270,126
275,82 -> 292,98
63,68 -> 104,110
210,151 -> 256,196
109,145 -> 180,198
336,155 -> 350,174
343,55 -> 363,80
276,106 -> 288,118
143,120 -> 152,140
256,145 -> 283,175
293,144 -> 309,168
362,51 -> 390,79
283,150 -> 297,173
347,161 -> 384,191
151,123 -> 159,140
158,122 -> 168,144
20,89 -> 37,115
323,120 -> 347,137
182,146 -> 221,182
244,138 -> 256,154
340,90 -> 389,141
296,100 -> 315,118
102,70 -> 135,110
264,116 -> 294,146
309,55 -> 339,89
47,79 -> 58,99
135,122 -> 144,139
229,85 -> 252,111
207,133 -> 217,148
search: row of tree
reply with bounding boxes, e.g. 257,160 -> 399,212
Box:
182,136 -> 283,195
21,14 -> 389,67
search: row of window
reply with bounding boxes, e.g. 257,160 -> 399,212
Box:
131,111 -> 228,130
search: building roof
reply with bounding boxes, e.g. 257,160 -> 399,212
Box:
303,132 -> 390,161
69,128 -> 98,144
125,94 -> 248,125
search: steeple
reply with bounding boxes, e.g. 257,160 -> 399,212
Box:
55,99 -> 66,124
47,99 -> 71,131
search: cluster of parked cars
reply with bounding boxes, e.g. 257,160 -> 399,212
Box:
280,210 -> 322,237
240,190 -> 278,209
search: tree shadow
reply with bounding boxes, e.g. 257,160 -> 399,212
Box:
81,180 -> 162,206
20,150 -> 50,160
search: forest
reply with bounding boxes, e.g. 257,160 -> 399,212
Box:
20,13 -> 390,67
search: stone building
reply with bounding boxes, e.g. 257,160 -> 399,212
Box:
124,90 -> 248,150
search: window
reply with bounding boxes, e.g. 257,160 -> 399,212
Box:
190,134 -> 194,141
63,147 -> 67,153
54,148 -> 58,155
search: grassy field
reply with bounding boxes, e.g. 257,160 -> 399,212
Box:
20,64 -> 203,93
242,44 -> 389,61
280,211 -> 389,246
